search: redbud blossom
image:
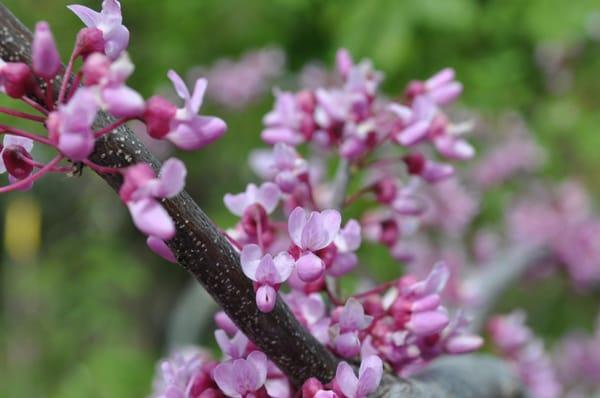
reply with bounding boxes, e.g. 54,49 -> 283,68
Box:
334,356 -> 383,398
164,70 -> 227,150
288,207 -> 341,282
68,0 -> 130,60
213,351 -> 268,398
50,87 -> 99,161
241,244 -> 295,313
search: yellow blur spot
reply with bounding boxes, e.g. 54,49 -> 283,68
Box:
4,196 -> 41,263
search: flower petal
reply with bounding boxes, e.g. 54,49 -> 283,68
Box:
67,4 -> 102,27
167,69 -> 190,100
256,182 -> 280,214
156,158 -> 186,198
288,207 -> 307,247
128,198 -> 175,240
335,361 -> 358,398
146,236 -> 176,263
240,244 -> 263,281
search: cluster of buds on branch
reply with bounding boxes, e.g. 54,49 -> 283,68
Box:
0,0 -> 226,258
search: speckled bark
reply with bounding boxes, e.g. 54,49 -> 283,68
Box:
0,3 -> 525,396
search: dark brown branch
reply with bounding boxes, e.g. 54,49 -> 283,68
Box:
0,3 -> 524,396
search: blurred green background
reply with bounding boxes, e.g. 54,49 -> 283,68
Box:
1,0 -> 600,396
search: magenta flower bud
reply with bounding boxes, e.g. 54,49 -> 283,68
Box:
2,145 -> 34,179
405,80 -> 425,101
335,332 -> 361,358
82,53 -> 111,86
297,89 -> 316,113
402,152 -> 426,175
32,22 -> 61,79
241,203 -> 269,236
406,310 -> 449,336
302,377 -> 324,398
143,95 -> 177,139
2,62 -> 33,98
445,334 -> 483,354
410,294 -> 441,312
296,252 -> 325,282
75,28 -> 105,58
256,285 -> 277,313
380,219 -> 399,247
374,178 -> 397,204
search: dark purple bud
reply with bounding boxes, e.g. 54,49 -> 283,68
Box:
374,177 -> 397,204
241,203 -> 269,236
143,96 -> 177,139
76,28 -> 105,58
302,377 -> 324,398
380,219 -> 399,247
405,80 -> 425,101
2,145 -> 34,179
2,63 -> 33,98
403,152 -> 426,175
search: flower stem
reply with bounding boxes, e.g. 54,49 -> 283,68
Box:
0,155 -> 63,193
20,97 -> 48,115
94,117 -> 131,139
57,48 -> 78,105
0,107 -> 45,123
82,159 -> 123,174
0,125 -> 55,146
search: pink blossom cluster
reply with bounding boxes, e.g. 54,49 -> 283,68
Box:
147,44 -> 483,396
488,312 -> 562,398
553,315 -> 600,398
189,47 -> 286,109
508,181 -> 600,289
260,49 -> 472,176
0,0 -> 226,259
151,311 -> 384,398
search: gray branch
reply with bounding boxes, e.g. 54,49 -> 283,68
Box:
0,3 -> 523,395
468,245 -> 546,333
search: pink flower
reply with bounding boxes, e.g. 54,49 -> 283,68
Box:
224,182 -> 281,217
213,351 -> 268,398
32,22 -> 61,79
332,298 -> 373,358
119,158 -> 186,240
163,70 -> 227,150
150,348 -> 219,398
215,329 -> 250,360
389,97 -> 436,147
328,220 -> 362,277
249,143 -> 308,193
50,87 -> 99,161
68,0 -> 130,60
83,52 -> 145,118
288,207 -> 341,282
241,244 -> 294,313
334,355 -> 383,398
406,68 -> 463,106
261,90 -> 311,145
